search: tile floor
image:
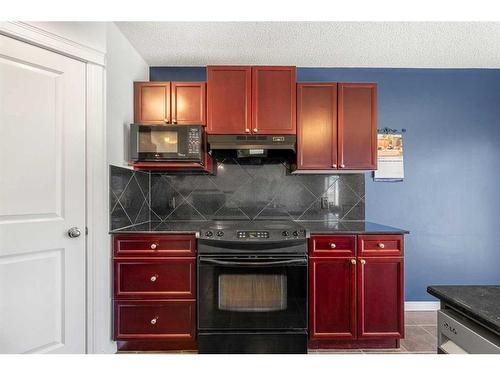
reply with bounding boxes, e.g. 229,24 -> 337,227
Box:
309,311 -> 438,354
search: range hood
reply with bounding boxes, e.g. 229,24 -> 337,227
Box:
208,134 -> 296,151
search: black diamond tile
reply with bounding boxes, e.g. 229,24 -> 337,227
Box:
341,198 -> 365,220
164,174 -> 205,198
110,201 -> 132,230
186,179 -> 226,217
210,159 -> 252,194
134,171 -> 150,201
212,200 -> 250,220
341,174 -> 365,199
110,190 -> 118,211
135,200 -> 150,223
118,176 -> 145,223
272,181 -> 317,219
292,174 -> 340,197
150,175 -> 183,220
110,165 -> 134,199
165,200 -> 206,221
255,201 -> 293,220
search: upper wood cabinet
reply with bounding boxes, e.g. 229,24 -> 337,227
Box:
338,83 -> 377,170
297,83 -> 337,169
296,82 -> 377,172
207,66 -> 252,134
207,66 -> 296,135
251,66 -> 296,135
134,81 -> 206,125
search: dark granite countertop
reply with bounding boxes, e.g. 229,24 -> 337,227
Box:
296,220 -> 409,234
109,221 -> 207,235
427,285 -> 500,336
110,220 -> 408,235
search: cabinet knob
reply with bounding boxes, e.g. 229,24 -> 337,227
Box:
340,164 -> 346,168
172,119 -> 177,124
150,316 -> 159,325
150,243 -> 158,250
378,243 -> 385,249
164,119 -> 169,124
350,259 -> 356,265
330,243 -> 336,249
150,274 -> 158,282
360,259 -> 366,265
253,128 -> 258,132
245,129 -> 250,133
332,164 -> 337,168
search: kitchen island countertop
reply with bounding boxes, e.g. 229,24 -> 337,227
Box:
427,285 -> 500,336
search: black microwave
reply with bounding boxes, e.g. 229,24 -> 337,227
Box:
130,124 -> 204,163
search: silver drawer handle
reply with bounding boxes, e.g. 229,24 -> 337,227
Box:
150,274 -> 158,282
378,243 -> 385,249
330,243 -> 336,249
150,316 -> 159,325
150,243 -> 158,250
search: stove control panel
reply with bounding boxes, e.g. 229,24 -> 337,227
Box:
237,231 -> 270,239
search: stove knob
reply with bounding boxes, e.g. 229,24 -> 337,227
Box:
282,231 -> 289,237
205,231 -> 214,237
292,231 -> 299,237
216,231 -> 224,237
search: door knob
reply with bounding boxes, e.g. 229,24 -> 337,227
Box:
67,227 -> 81,238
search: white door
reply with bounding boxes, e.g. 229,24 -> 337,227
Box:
0,35 -> 86,353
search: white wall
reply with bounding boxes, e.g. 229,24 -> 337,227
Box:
106,23 -> 149,167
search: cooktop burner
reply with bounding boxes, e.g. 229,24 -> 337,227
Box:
198,220 -> 308,241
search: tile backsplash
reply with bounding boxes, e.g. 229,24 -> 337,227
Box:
110,158 -> 365,230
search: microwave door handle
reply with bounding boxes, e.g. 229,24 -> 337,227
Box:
199,258 -> 307,267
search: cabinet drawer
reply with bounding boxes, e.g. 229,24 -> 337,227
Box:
113,234 -> 196,257
358,235 -> 403,257
115,259 -> 195,299
114,300 -> 196,340
310,235 -> 356,257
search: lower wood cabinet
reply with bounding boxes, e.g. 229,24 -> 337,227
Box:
358,257 -> 404,338
113,234 -> 197,351
309,235 -> 404,349
309,258 -> 356,340
114,300 -> 196,341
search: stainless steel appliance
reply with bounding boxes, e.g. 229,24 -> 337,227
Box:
438,309 -> 500,354
197,220 -> 308,354
130,124 -> 204,162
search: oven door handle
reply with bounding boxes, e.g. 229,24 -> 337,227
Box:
199,258 -> 307,267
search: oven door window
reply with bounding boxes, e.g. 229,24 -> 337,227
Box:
139,130 -> 178,153
198,258 -> 307,331
218,274 -> 287,312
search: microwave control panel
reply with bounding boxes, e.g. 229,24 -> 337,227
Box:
187,128 -> 202,155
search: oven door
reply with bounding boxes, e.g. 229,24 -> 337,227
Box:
198,256 -> 307,331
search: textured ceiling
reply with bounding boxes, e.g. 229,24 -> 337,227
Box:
116,22 -> 500,68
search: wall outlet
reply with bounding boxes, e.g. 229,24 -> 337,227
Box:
321,197 -> 328,209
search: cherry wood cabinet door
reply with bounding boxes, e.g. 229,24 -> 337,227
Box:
134,81 -> 171,124
310,258 -> 357,340
297,83 -> 337,169
171,82 -> 206,125
207,66 -> 252,134
358,257 -> 404,338
309,235 -> 356,258
114,300 -> 196,341
338,83 -> 377,170
114,258 -> 196,299
252,66 -> 296,134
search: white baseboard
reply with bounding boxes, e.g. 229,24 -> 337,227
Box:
405,301 -> 440,311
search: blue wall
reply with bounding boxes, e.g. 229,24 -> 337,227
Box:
150,66 -> 500,301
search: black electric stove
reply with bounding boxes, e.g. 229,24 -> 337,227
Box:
197,220 -> 308,354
